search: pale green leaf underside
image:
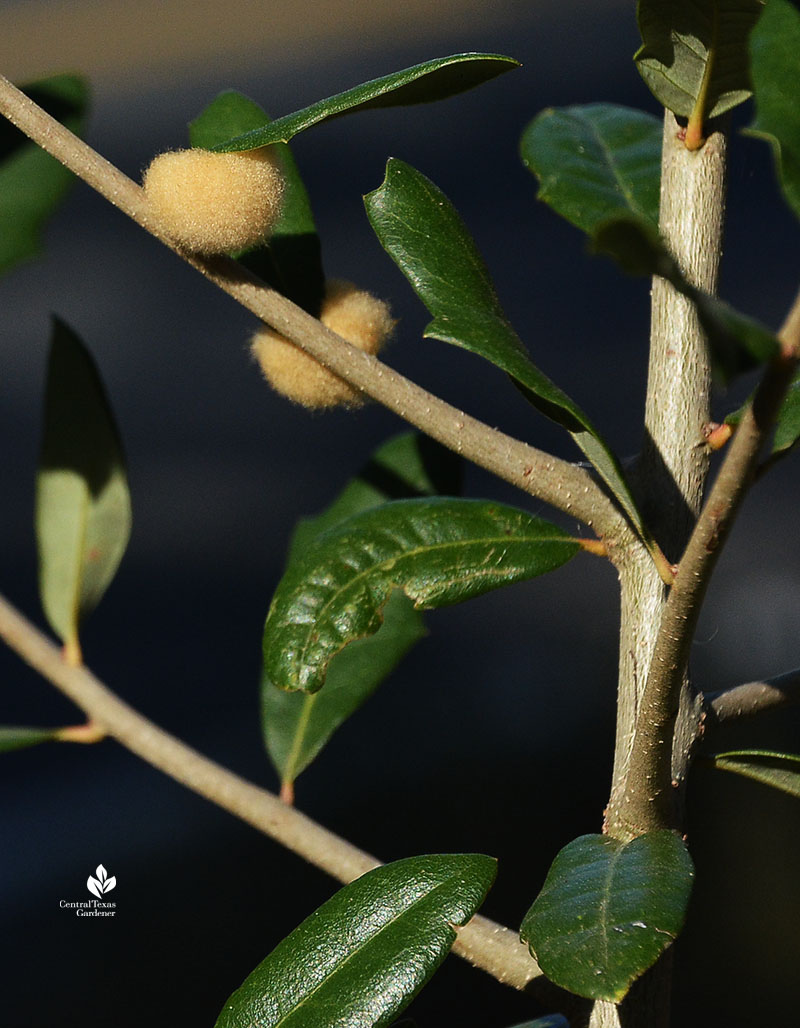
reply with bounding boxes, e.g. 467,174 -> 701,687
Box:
635,0 -> 765,119
744,0 -> 800,221
214,854 -> 496,1028
710,749 -> 800,798
263,497 -> 579,693
520,103 -> 662,232
36,320 -> 131,645
0,726 -> 58,753
212,53 -> 518,151
263,433 -> 457,785
521,831 -> 694,1002
365,158 -> 651,549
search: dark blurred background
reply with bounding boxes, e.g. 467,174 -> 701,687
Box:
1,1 -> 799,1025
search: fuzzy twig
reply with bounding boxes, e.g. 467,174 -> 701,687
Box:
0,590 -> 541,990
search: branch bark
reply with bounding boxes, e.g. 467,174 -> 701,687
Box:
706,666 -> 800,725
0,590 -> 541,991
0,71 -> 626,541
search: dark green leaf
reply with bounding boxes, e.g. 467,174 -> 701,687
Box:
36,319 -> 131,648
0,74 -> 88,275
264,590 -> 424,786
593,214 -> 778,380
264,433 -> 458,786
708,749 -> 800,798
211,54 -> 518,152
520,104 -> 662,232
744,0 -> 800,220
634,0 -> 765,119
264,497 -> 579,693
214,854 -> 496,1028
0,726 -> 58,753
189,89 -> 323,314
365,158 -> 652,551
521,831 -> 694,1002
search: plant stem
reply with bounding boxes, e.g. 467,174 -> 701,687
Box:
593,112 -> 727,1028
0,71 -> 625,541
0,589 -> 540,990
706,667 -> 800,725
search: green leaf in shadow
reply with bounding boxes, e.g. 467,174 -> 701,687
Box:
744,0 -> 800,221
189,89 -> 324,315
36,319 -> 131,651
592,214 -> 778,380
708,749 -> 800,798
0,74 -> 88,275
0,726 -> 59,753
214,854 -> 496,1028
520,103 -> 662,233
634,0 -> 764,120
263,497 -> 579,693
521,831 -> 694,1003
365,158 -> 654,554
210,54 -> 518,152
262,433 -> 460,786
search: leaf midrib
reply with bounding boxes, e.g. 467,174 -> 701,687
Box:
272,874 -> 466,1028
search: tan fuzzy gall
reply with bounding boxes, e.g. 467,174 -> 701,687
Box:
251,280 -> 395,409
142,147 -> 285,254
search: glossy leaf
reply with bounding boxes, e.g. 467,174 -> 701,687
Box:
709,750 -> 800,798
212,54 -> 519,152
190,89 -> 323,314
36,320 -> 131,649
214,854 -> 496,1028
0,75 -> 88,275
634,0 -> 764,119
264,591 -> 424,786
593,214 -> 778,380
0,726 -> 58,753
521,831 -> 694,1002
520,103 -> 662,232
263,433 -> 458,786
365,158 -> 652,550
744,0 -> 800,220
263,497 -> 579,693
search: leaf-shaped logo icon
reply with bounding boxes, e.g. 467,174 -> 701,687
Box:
87,864 -> 116,895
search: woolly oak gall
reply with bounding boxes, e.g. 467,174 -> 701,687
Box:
251,279 -> 395,409
142,147 -> 285,254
